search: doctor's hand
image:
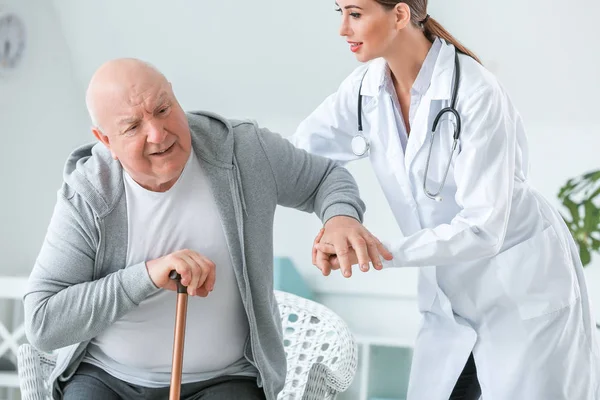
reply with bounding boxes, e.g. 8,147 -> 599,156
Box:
146,249 -> 216,297
313,216 -> 393,278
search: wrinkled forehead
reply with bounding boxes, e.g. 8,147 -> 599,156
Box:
98,79 -> 172,124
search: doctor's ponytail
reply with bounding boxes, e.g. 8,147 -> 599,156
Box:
375,0 -> 482,64
422,16 -> 481,64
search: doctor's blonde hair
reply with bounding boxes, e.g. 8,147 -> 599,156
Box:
376,0 -> 482,64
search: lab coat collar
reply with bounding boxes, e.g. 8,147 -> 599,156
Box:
429,39 -> 457,101
357,57 -> 387,98
358,38 -> 457,101
412,38 -> 443,95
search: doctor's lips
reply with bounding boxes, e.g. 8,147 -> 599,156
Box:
348,41 -> 363,52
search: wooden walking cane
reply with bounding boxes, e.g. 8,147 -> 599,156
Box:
169,270 -> 188,400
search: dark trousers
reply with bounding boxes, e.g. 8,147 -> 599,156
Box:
61,363 -> 266,400
449,353 -> 481,400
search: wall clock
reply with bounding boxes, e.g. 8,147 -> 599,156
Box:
0,10 -> 26,71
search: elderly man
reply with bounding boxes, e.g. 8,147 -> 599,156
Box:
23,59 -> 390,400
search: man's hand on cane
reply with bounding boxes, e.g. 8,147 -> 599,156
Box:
146,249 -> 216,296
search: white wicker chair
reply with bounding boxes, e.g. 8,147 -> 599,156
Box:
276,290 -> 357,399
17,290 -> 357,400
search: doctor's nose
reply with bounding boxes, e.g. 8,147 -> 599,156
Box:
339,19 -> 352,37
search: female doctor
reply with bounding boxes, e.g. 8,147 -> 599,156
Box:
290,0 -> 600,399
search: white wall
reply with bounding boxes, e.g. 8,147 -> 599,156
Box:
0,2 -> 87,397
3,0 -> 596,320
48,0 -> 600,304
0,0 -> 89,277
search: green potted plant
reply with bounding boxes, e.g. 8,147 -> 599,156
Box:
558,169 -> 600,267
558,169 -> 600,329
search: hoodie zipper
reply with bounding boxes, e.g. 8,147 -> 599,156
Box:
229,165 -> 265,389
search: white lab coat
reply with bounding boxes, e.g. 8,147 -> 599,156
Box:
291,40 -> 600,399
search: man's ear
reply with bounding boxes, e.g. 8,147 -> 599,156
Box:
394,2 -> 412,29
92,127 -> 118,160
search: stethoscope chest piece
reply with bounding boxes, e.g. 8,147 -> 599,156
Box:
351,134 -> 369,156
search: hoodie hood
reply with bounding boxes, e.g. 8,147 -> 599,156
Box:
62,111 -> 235,217
187,110 -> 235,167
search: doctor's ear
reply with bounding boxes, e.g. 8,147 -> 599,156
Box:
393,3 -> 411,29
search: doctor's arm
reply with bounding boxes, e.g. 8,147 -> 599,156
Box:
383,85 -> 518,267
319,85 -> 518,268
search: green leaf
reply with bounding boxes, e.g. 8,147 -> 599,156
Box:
587,185 -> 600,202
559,169 -> 600,267
558,179 -> 577,199
583,200 -> 600,233
563,199 -> 581,226
580,245 -> 591,267
583,170 -> 600,181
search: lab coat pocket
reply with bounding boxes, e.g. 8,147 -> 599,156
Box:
495,225 -> 579,320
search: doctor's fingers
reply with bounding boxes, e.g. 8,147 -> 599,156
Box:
315,242 -> 337,255
366,235 -> 393,270
314,250 -> 333,276
312,228 -> 325,266
375,240 -> 393,270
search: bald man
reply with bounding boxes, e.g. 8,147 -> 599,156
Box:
23,59 -> 388,400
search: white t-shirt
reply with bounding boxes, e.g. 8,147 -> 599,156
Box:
84,151 -> 256,387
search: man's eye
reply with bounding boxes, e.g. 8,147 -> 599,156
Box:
158,105 -> 171,115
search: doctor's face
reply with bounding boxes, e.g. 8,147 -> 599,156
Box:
336,0 -> 401,62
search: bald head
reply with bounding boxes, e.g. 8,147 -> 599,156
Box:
86,58 -> 168,129
86,58 -> 191,192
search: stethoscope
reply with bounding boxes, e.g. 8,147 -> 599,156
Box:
352,49 -> 462,202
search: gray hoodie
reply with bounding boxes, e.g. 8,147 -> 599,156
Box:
23,111 -> 365,399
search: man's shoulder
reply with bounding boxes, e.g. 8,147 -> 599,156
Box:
186,110 -> 261,135
228,118 -> 256,130
187,111 -> 269,162
60,142 -> 124,217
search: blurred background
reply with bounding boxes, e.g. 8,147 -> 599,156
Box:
1,0 -> 599,399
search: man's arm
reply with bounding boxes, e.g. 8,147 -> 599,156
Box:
23,192 -> 159,352
254,124 -> 391,274
256,124 -> 365,223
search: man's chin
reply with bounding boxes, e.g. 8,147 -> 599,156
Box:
152,166 -> 187,191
